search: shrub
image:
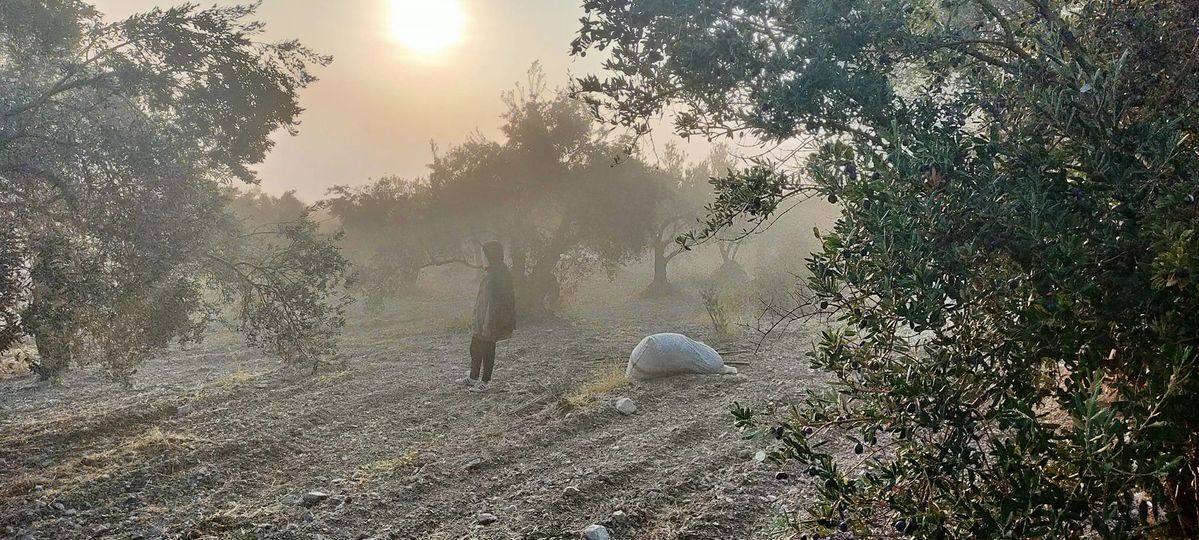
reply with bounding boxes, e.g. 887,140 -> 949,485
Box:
575,0 -> 1199,536
699,283 -> 743,339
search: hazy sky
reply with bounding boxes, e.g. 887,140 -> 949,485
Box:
89,0 -> 626,201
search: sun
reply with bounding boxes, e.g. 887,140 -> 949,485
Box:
388,0 -> 466,56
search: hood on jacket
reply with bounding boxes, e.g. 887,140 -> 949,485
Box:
482,241 -> 505,268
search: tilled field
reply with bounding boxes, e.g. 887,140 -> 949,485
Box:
0,279 -> 826,539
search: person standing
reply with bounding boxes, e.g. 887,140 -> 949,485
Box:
457,241 -> 515,391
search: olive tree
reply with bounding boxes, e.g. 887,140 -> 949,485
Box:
640,143 -> 723,296
576,0 -> 1199,536
326,66 -> 660,317
321,176 -> 474,312
1,1 -> 351,380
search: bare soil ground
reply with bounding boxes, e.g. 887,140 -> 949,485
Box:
0,272 -> 826,540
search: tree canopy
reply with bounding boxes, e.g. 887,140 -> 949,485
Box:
1,1 -> 350,379
576,0 -> 1199,536
325,66 -> 667,316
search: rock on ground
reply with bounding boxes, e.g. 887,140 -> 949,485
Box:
300,491 -> 329,507
615,397 -> 637,415
583,524 -> 612,540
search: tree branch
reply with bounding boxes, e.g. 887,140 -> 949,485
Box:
420,258 -> 483,271
971,0 -> 1033,62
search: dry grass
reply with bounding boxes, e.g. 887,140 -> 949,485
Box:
562,364 -> 629,409
189,501 -> 282,538
222,366 -> 264,386
3,427 -> 200,501
0,473 -> 49,497
85,427 -> 200,466
355,451 -> 421,481
438,314 -> 474,333
317,369 -> 352,384
125,427 -> 197,454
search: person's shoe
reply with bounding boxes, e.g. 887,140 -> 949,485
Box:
471,382 -> 489,392
455,376 -> 478,386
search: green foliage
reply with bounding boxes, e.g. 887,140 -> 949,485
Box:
0,2 -> 347,381
209,204 -> 354,374
577,0 -> 1199,536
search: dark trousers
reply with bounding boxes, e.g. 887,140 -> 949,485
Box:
470,337 -> 497,382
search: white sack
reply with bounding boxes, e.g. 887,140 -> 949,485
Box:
626,333 -> 738,381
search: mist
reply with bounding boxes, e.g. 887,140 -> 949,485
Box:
5,1 -> 1197,539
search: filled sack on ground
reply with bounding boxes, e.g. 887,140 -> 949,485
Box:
626,333 -> 738,381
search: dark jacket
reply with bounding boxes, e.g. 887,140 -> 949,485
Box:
473,242 -> 516,342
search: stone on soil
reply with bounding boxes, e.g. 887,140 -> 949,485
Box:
583,524 -> 611,540
614,397 -> 637,415
476,512 -> 498,525
301,491 -> 330,507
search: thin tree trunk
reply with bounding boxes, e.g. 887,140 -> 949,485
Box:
523,252 -> 563,318
27,269 -> 72,380
642,240 -> 676,297
517,222 -> 571,318
31,329 -> 71,380
1168,449 -> 1199,536
714,241 -> 747,283
652,243 -> 669,288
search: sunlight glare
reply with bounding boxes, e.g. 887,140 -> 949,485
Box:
388,0 -> 466,56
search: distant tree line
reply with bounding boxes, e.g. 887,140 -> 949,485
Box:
0,1 -> 748,384
321,65 -> 733,316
